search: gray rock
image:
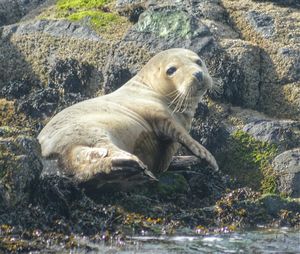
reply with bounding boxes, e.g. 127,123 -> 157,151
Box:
260,194 -> 300,217
191,103 -> 229,153
116,0 -> 147,22
251,0 -> 300,8
282,83 -> 300,121
202,20 -> 239,39
1,19 -> 101,41
102,42 -> 151,93
197,1 -> 229,22
243,120 -> 300,151
124,6 -> 214,54
220,39 -> 261,108
15,58 -> 100,118
0,0 -> 47,26
48,58 -> 100,97
278,47 -> 300,84
272,148 -> 300,198
246,10 -> 275,38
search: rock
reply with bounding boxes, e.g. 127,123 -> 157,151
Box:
202,20 -> 240,39
0,0 -> 47,26
216,189 -> 300,228
259,194 -> 300,217
16,86 -> 60,119
216,129 -> 278,192
272,149 -> 300,198
0,25 -> 109,91
48,58 -> 98,97
246,10 -> 275,38
1,19 -> 101,41
0,129 -> 43,207
181,167 -> 225,202
243,120 -> 300,151
277,47 -> 300,84
191,104 -> 229,153
221,0 -> 300,119
102,42 -> 151,93
15,58 -> 99,118
252,0 -> 300,8
124,6 -> 214,54
0,79 -> 31,100
116,0 -> 147,22
197,1 -> 229,22
282,83 -> 300,120
220,39 -> 261,108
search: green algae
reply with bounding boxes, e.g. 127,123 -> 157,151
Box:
56,0 -> 122,30
57,0 -> 111,10
156,172 -> 189,198
68,10 -> 119,27
218,130 -> 278,194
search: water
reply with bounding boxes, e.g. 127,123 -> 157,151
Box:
71,228 -> 300,254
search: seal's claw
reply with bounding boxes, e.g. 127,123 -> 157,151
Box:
210,160 -> 219,172
144,169 -> 158,181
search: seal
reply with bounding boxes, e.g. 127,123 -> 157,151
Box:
38,48 -> 219,188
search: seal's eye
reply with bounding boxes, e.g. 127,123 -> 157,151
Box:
166,66 -> 177,76
196,59 -> 203,67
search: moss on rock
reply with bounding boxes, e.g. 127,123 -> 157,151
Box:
54,0 -> 130,39
218,130 -> 278,193
156,172 -> 189,198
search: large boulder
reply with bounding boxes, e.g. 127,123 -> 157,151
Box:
123,5 -> 215,54
243,120 -> 300,152
272,149 -> 300,198
219,39 -> 261,108
222,0 -> 300,120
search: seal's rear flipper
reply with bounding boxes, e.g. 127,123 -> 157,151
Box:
111,157 -> 158,181
63,145 -> 157,191
79,159 -> 157,193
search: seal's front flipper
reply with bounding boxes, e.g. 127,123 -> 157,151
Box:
152,117 -> 219,171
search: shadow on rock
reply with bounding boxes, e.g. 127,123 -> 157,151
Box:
252,0 -> 300,9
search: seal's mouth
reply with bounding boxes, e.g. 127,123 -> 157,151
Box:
167,82 -> 202,114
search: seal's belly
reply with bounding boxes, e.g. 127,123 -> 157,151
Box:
97,106 -> 162,170
96,106 -> 155,153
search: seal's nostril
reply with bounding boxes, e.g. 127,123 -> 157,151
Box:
193,71 -> 203,82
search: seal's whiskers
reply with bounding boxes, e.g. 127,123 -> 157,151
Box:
210,77 -> 223,97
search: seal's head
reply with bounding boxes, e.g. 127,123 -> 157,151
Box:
138,48 -> 214,113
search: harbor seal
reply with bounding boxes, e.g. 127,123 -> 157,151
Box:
38,48 -> 219,188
